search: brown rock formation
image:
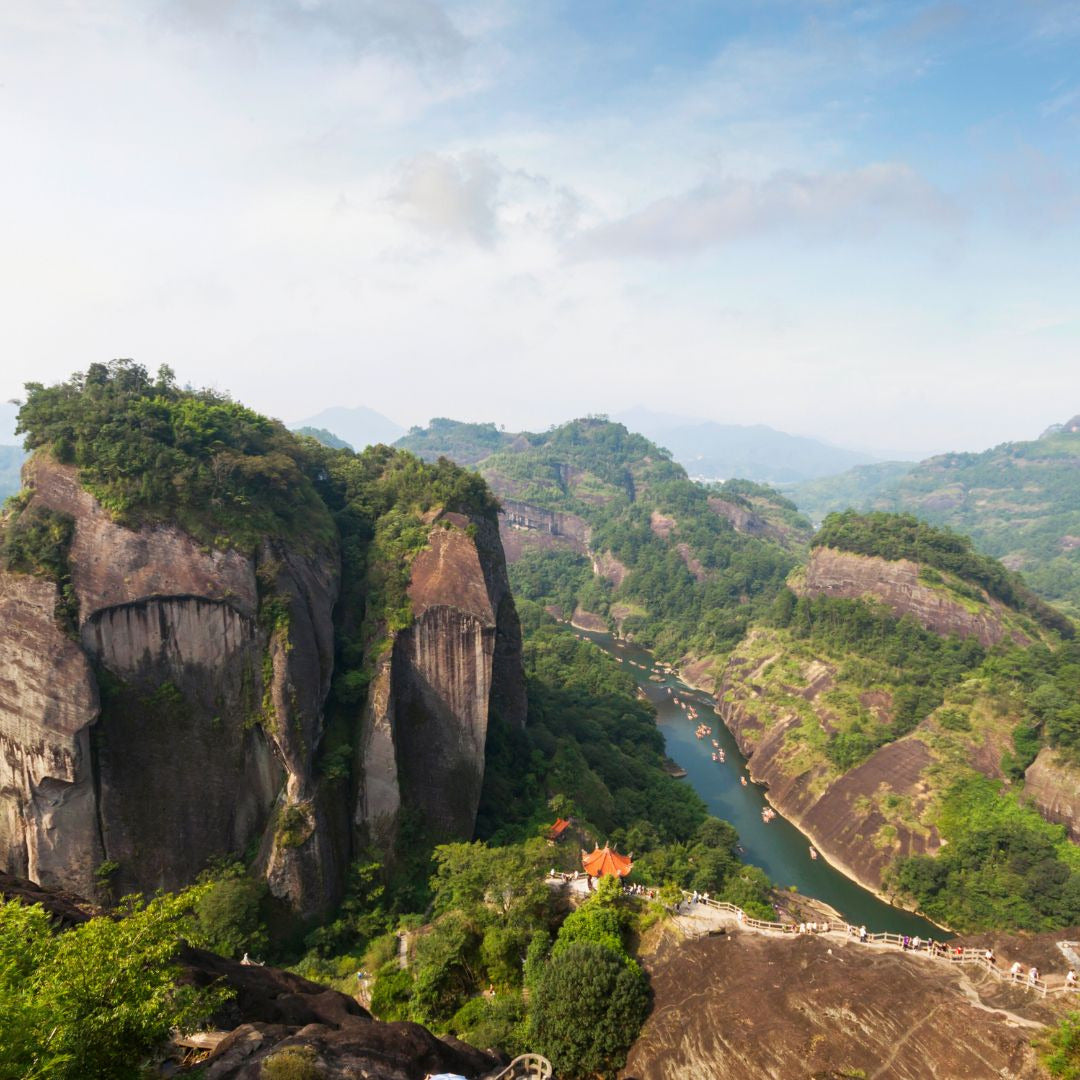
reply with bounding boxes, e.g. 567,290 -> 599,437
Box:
1,455 -> 338,915
3,454 -> 525,912
593,550 -> 629,588
799,546 -> 1026,647
0,568 -> 101,897
498,498 -> 589,563
1025,748 -> 1080,843
356,512 -> 526,844
707,495 -> 786,544
623,929 -> 1055,1079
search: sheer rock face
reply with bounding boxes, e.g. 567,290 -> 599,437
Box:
23,455 -> 257,619
800,546 -> 1025,647
1025,748 -> 1080,843
3,456 -> 525,910
0,570 -> 101,897
0,456 -> 339,916
356,513 -> 526,844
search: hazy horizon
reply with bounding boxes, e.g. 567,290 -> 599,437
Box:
4,2 -> 1079,460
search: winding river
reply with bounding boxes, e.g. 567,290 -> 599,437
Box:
574,627 -> 943,938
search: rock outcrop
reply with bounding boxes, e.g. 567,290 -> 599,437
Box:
356,512 -> 526,844
0,455 -> 339,915
799,546 -> 1027,646
623,927 -> 1057,1079
707,495 -> 786,544
1025,748 -> 1080,843
182,937 -> 503,1079
2,453 -> 526,913
498,497 -> 589,564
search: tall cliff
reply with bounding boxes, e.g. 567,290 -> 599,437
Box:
0,454 -> 339,915
0,388 -> 522,911
798,545 -> 1030,646
355,511 -> 525,847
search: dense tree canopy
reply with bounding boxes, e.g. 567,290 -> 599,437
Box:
0,889 -> 227,1080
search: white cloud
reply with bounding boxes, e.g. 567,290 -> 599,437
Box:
570,163 -> 959,259
389,152 -> 503,245
387,151 -> 584,247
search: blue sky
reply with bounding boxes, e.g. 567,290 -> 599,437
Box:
2,1 -> 1078,457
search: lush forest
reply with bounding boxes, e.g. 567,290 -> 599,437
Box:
888,775 -> 1080,931
404,415 -> 808,666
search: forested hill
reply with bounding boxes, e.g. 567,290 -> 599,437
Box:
721,510 -> 1080,933
791,417 -> 1080,616
396,417 -> 812,673
812,510 -> 1073,637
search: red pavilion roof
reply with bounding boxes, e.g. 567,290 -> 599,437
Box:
549,818 -> 571,840
581,843 -> 633,878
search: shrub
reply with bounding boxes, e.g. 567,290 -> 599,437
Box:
529,941 -> 649,1080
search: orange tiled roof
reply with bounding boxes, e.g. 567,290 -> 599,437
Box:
549,818 -> 571,839
581,843 -> 633,878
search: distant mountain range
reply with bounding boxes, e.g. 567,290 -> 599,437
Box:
289,405 -> 404,451
614,407 -> 885,484
0,402 -> 24,500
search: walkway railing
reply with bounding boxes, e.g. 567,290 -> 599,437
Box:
677,891 -> 1074,998
547,873 -> 1079,998
490,1053 -> 553,1079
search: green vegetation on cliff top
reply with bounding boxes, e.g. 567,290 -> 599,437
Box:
16,360 -> 335,554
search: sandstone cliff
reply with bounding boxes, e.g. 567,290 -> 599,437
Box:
498,497 -> 589,564
0,455 -> 339,915
2,454 -> 525,916
798,546 -> 1029,646
1025,748 -> 1080,843
355,511 -> 526,845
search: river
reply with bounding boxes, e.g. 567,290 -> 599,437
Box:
573,626 -> 943,938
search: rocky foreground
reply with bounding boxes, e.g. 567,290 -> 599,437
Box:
623,925 -> 1070,1080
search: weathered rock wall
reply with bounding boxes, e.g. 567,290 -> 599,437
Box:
497,497 -> 590,564
82,597 -> 281,898
0,569 -> 101,897
0,455 -> 340,916
799,546 -> 1025,646
1025,748 -> 1080,843
355,512 -> 526,845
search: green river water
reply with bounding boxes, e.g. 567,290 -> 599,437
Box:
573,626 -> 944,938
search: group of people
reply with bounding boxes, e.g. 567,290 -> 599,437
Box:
1006,961 -> 1043,985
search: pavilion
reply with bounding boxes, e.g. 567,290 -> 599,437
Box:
581,843 -> 633,879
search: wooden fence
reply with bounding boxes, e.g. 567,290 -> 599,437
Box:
678,892 -> 1075,997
